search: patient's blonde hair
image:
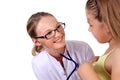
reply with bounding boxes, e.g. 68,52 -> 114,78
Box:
86,0 -> 120,39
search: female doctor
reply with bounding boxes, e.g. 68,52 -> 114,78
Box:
26,12 -> 94,80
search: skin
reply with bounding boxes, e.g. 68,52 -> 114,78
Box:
32,16 -> 66,60
87,10 -> 111,43
78,9 -> 120,80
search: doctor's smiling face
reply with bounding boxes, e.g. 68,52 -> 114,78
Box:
31,14 -> 66,55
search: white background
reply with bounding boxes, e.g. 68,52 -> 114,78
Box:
0,0 -> 108,80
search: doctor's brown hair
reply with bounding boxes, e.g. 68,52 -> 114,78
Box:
26,12 -> 54,56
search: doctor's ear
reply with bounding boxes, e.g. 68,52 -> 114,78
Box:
32,38 -> 42,46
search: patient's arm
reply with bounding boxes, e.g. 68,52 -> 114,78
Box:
78,62 -> 100,80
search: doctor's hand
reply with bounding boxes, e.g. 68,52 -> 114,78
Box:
92,56 -> 99,63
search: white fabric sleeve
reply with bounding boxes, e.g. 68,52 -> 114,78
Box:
32,63 -> 49,80
85,43 -> 94,62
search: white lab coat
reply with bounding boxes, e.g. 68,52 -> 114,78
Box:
32,40 -> 94,80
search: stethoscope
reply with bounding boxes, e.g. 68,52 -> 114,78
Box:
60,50 -> 79,80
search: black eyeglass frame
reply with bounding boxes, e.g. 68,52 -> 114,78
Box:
32,22 -> 65,39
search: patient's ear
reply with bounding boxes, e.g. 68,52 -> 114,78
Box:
32,38 -> 41,46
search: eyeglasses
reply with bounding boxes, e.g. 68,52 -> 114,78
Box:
33,22 -> 65,39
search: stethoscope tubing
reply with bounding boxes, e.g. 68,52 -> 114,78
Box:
60,50 -> 79,80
